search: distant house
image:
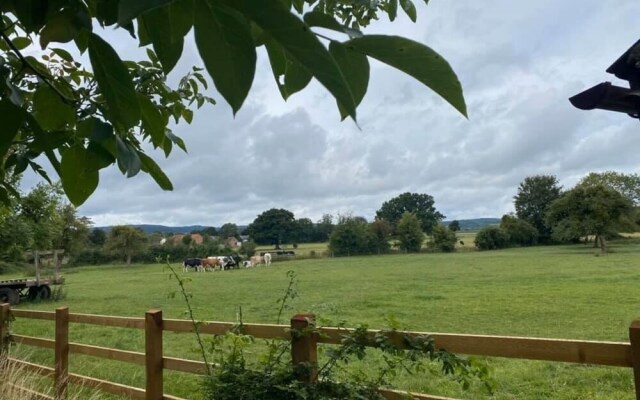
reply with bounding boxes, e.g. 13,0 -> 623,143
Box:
226,237 -> 239,248
239,235 -> 250,242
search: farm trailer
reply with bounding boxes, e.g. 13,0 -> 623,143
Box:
0,250 -> 65,305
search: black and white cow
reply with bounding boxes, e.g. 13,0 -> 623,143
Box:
183,258 -> 202,272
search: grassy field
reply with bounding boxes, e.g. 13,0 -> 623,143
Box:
5,239 -> 640,399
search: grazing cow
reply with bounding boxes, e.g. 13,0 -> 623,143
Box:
242,260 -> 253,268
250,255 -> 263,267
201,257 -> 220,271
263,253 -> 272,266
183,258 -> 202,272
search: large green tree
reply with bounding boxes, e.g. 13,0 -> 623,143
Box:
376,192 -> 444,234
219,223 -> 240,239
0,0 -> 466,206
578,171 -> 640,206
248,208 -> 296,247
104,225 -> 147,265
546,185 -> 635,253
54,204 -> 91,258
514,175 -> 562,243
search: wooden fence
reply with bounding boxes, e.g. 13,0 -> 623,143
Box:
1,303 -> 640,400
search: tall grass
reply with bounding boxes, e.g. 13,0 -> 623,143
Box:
0,356 -> 104,400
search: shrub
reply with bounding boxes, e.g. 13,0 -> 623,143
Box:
500,215 -> 538,246
328,217 -> 376,256
396,212 -> 424,252
474,226 -> 510,250
429,224 -> 457,252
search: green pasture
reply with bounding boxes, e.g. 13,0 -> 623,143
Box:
5,239 -> 640,399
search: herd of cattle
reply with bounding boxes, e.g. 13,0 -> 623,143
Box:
182,253 -> 272,272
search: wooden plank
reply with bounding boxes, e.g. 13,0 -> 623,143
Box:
290,313 -> 318,383
6,383 -> 54,400
12,334 -> 56,349
163,319 -> 289,339
629,320 -> 640,400
12,309 -> 56,321
145,309 -> 163,400
69,343 -> 145,365
7,357 -> 55,377
162,357 -> 209,374
68,313 -> 144,329
378,388 -> 461,400
67,373 -> 145,399
55,307 -> 69,400
162,395 -> 187,400
35,250 -> 40,286
317,327 -> 632,367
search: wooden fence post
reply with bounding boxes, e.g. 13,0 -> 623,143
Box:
55,307 -> 69,400
630,321 -> 640,400
0,303 -> 9,357
145,309 -> 163,400
291,313 -> 318,383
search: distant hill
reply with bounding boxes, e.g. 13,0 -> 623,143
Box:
444,218 -> 500,230
97,219 -> 498,234
97,225 -> 215,234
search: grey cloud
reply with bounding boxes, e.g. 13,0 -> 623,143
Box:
20,0 -> 640,226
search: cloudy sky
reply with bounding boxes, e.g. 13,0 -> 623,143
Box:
23,0 -> 640,227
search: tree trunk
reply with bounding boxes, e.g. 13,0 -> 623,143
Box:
126,254 -> 132,265
593,235 -> 599,248
598,235 -> 607,254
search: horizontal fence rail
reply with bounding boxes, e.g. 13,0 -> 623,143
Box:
2,303 -> 640,400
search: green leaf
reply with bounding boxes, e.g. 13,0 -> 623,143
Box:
303,12 -> 362,39
60,145 -> 100,206
116,137 -> 142,177
139,152 -> 173,190
345,35 -> 467,117
400,0 -> 417,22
88,33 -> 141,129
166,130 -> 187,152
11,37 -> 32,50
14,0 -> 47,33
388,0 -> 398,21
39,8 -> 91,49
87,140 -> 116,169
118,0 -> 175,25
329,41 -> 369,120
137,17 -> 151,46
264,38 -> 311,100
52,48 -> 74,62
169,0 -> 194,41
141,5 -> 185,74
292,0 -> 304,13
181,108 -> 194,124
234,0 -> 357,120
137,94 -> 166,148
96,0 -> 119,26
32,86 -> 76,130
194,0 -> 256,114
78,117 -> 114,142
0,100 -> 26,157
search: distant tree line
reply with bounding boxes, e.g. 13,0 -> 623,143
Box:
475,172 -> 639,253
